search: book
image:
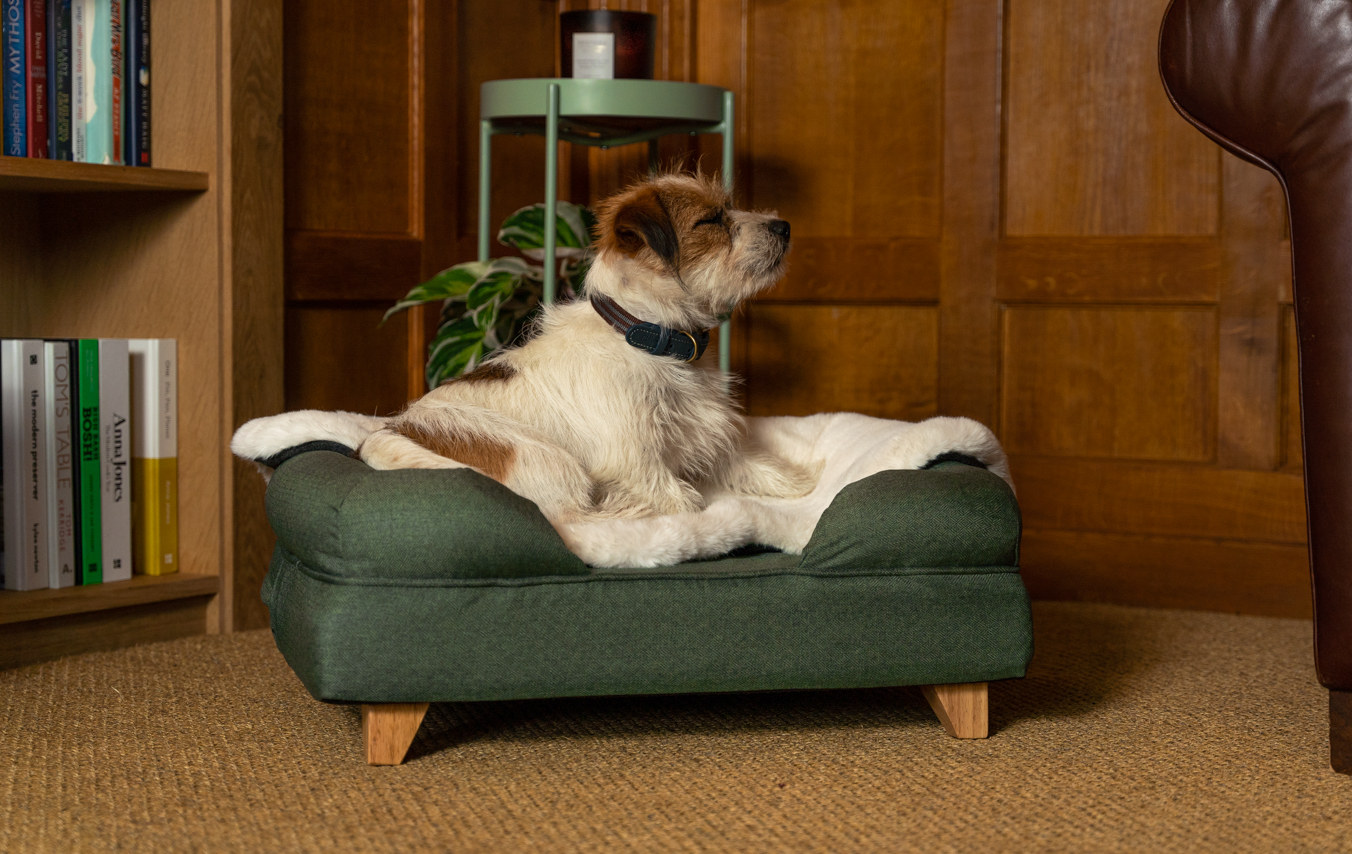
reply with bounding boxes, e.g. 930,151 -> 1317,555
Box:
44,341 -> 76,588
23,0 -> 44,157
2,340 -> 49,591
122,0 -> 144,165
2,0 -> 25,156
71,0 -> 83,159
128,339 -> 175,575
75,338 -> 101,585
98,338 -> 130,582
49,0 -> 71,160
80,0 -> 120,164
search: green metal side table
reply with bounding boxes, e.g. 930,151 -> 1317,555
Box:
479,78 -> 735,371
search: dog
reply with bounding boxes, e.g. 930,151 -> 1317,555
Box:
357,172 -> 819,523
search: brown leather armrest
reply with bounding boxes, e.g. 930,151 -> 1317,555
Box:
1160,0 -> 1352,689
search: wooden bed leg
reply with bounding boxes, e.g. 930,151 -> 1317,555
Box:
362,703 -> 429,765
922,682 -> 989,739
1331,689 -> 1351,775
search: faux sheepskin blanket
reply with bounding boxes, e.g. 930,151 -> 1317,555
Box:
231,411 -> 1011,568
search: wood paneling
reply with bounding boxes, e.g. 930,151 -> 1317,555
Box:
744,304 -> 938,419
748,0 -> 944,239
1010,457 -> 1307,544
285,307 -> 413,417
1001,306 -> 1218,461
762,238 -> 940,302
284,0 -> 413,234
285,232 -> 424,302
1020,530 -> 1311,618
1004,0 -> 1219,236
997,238 -> 1221,302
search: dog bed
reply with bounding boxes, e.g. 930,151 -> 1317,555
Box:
235,411 -> 1032,759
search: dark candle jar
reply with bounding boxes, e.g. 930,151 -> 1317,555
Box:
560,10 -> 656,80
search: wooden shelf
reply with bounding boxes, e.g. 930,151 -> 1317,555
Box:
0,574 -> 220,626
0,157 -> 209,193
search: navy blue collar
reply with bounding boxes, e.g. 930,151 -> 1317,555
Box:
590,294 -> 711,363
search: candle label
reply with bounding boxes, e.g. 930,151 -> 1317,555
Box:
572,32 -> 615,79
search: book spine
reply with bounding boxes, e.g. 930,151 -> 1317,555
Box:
44,341 -> 75,588
1,341 -> 22,589
106,0 -> 118,163
81,0 -> 111,164
129,339 -> 175,575
22,0 -> 43,157
71,0 -> 83,160
98,339 -> 130,581
2,0 -> 25,156
123,0 -> 144,165
76,339 -> 101,585
22,340 -> 48,589
49,0 -> 70,160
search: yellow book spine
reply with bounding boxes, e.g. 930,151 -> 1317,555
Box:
132,457 -> 178,575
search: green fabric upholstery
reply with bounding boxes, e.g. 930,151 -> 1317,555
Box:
260,451 -> 1033,705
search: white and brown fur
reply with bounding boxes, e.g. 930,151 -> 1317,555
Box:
357,172 -> 818,523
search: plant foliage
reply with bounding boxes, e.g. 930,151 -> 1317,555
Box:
384,202 -> 597,389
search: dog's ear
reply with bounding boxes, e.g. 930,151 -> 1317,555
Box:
608,188 -> 680,270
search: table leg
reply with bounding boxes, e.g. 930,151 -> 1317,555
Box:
543,83 -> 561,305
479,119 -> 492,262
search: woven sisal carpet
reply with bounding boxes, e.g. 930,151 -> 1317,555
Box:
2,602 -> 1349,852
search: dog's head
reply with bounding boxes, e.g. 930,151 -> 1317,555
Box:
588,173 -> 790,329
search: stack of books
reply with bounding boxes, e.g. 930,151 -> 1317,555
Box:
0,338 -> 177,591
2,0 -> 151,165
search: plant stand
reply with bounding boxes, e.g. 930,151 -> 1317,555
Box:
479,78 -> 736,370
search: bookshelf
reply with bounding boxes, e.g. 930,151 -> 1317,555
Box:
0,0 -> 283,668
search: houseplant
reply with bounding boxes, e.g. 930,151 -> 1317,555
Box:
385,202 -> 598,389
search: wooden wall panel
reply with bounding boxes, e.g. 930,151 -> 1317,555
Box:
744,305 -> 938,420
1001,307 -> 1217,461
748,0 -> 944,239
283,0 -> 413,234
1004,0 -> 1219,236
285,307 -> 411,417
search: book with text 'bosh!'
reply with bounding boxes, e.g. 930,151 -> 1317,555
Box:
129,339 -> 175,575
75,338 -> 101,585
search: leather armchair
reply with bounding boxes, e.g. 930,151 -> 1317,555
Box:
1159,0 -> 1352,774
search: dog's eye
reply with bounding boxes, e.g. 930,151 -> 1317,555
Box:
695,210 -> 725,228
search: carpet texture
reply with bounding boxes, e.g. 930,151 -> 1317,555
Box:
1,602 -> 1349,852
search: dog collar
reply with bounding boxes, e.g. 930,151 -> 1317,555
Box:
590,294 -> 711,363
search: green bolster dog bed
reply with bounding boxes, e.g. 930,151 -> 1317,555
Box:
260,450 -> 1031,706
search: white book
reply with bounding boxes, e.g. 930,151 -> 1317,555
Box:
45,342 -> 78,589
128,339 -> 178,575
98,339 -> 132,582
2,341 -> 50,591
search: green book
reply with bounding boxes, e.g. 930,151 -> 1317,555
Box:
76,339 -> 102,585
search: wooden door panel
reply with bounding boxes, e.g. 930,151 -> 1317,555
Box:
1001,306 -> 1217,461
1004,0 -> 1219,236
744,304 -> 938,419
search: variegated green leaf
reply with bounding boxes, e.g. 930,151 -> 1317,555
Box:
498,201 -> 597,255
382,262 -> 489,322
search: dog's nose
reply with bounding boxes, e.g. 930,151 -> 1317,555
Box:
769,219 -> 790,241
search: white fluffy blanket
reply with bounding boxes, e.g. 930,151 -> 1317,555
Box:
232,411 -> 1011,569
